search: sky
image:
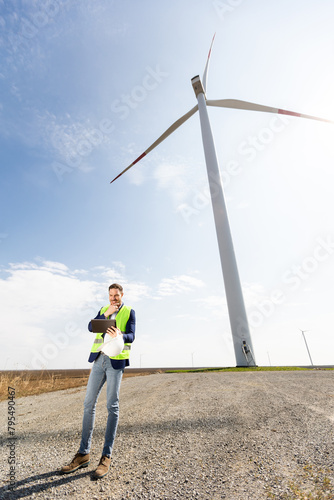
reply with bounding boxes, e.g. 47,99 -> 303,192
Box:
1,0 -> 334,370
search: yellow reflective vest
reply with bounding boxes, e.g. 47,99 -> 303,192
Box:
90,305 -> 132,360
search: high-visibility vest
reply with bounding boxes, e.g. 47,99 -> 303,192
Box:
90,305 -> 132,360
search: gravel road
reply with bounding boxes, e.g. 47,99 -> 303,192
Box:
1,370 -> 334,499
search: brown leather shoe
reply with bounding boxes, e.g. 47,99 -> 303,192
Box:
60,452 -> 90,474
93,455 -> 111,479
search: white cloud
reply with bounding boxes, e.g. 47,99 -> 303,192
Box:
125,154 -> 205,209
0,260 -> 120,369
124,283 -> 151,303
154,162 -> 210,209
100,267 -> 127,284
153,162 -> 190,201
0,260 -> 209,369
0,261 -> 100,326
47,113 -> 102,167
157,274 -> 205,296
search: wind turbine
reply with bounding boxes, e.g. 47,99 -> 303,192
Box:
299,329 -> 314,366
110,36 -> 333,367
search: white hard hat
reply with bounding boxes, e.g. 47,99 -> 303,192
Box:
97,334 -> 124,357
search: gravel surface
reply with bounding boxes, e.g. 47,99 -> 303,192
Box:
1,370 -> 334,499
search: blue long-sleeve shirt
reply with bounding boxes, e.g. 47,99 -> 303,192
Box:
88,304 -> 136,369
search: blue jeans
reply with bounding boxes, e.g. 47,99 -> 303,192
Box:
79,353 -> 124,457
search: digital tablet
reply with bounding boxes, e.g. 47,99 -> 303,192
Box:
91,319 -> 116,333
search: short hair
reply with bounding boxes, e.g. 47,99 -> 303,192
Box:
109,283 -> 123,293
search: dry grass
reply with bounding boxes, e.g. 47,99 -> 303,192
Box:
0,368 -> 159,401
266,463 -> 334,499
0,371 -> 90,401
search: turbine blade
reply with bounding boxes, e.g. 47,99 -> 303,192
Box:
110,105 -> 198,183
206,99 -> 334,124
202,33 -> 216,94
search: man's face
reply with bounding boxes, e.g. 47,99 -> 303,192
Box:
109,288 -> 123,307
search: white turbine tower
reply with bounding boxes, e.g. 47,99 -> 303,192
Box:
111,36 -> 333,367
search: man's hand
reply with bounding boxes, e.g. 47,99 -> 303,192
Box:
106,326 -> 122,338
103,304 -> 119,317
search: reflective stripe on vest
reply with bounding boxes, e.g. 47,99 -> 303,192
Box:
90,304 -> 132,360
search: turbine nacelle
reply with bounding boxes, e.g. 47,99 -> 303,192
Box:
191,75 -> 206,98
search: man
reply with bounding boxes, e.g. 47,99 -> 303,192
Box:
60,283 -> 136,479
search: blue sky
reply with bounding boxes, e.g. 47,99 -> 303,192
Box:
1,0 -> 334,370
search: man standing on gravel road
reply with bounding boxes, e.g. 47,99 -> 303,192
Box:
60,283 -> 136,479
